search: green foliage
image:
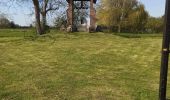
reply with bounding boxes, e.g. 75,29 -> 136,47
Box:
97,0 -> 149,33
127,4 -> 149,33
145,16 -> 164,33
0,15 -> 11,28
0,14 -> 20,29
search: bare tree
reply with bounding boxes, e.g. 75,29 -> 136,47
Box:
39,0 -> 64,33
32,0 -> 43,35
13,0 -> 43,35
14,0 -> 64,35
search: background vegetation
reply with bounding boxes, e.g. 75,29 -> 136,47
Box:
97,0 -> 164,33
0,0 -> 164,34
0,0 -> 167,100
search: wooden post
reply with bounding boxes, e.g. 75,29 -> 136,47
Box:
67,0 -> 74,30
89,0 -> 96,32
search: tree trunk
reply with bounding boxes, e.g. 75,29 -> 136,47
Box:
32,0 -> 42,35
118,0 -> 126,33
118,24 -> 121,33
41,12 -> 46,34
41,0 -> 48,34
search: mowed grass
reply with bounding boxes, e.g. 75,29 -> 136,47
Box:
0,29 -> 36,37
0,30 -> 168,100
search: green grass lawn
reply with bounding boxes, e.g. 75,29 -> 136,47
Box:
0,29 -> 36,37
0,30 -> 168,100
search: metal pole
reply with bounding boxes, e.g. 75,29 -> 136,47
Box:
159,0 -> 170,100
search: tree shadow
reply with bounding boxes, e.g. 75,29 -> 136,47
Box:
113,33 -> 162,38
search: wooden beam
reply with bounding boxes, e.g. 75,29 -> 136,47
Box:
67,0 -> 74,27
89,0 -> 96,32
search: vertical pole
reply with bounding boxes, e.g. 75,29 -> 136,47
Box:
67,0 -> 74,31
89,0 -> 96,32
90,0 -> 93,27
81,1 -> 83,8
159,0 -> 170,100
69,0 -> 73,27
81,1 -> 84,24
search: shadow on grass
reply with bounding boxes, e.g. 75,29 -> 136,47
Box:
113,33 -> 163,38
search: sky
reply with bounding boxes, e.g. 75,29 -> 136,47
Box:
0,0 -> 166,26
139,0 -> 166,17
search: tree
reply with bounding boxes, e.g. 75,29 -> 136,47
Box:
97,0 -> 138,32
0,14 -> 11,28
32,0 -> 43,35
54,12 -> 67,29
127,4 -> 148,32
10,0 -> 43,34
145,16 -> 164,33
97,0 -> 148,33
39,0 -> 64,33
14,0 -> 64,35
10,21 -> 20,28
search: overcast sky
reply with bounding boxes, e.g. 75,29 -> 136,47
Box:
0,0 -> 166,26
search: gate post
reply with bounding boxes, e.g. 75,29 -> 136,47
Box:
89,0 -> 96,32
67,0 -> 74,32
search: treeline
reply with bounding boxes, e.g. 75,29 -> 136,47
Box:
97,0 -> 164,33
146,16 -> 164,33
0,0 -> 164,34
0,15 -> 20,29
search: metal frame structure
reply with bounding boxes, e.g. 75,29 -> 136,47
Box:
159,0 -> 170,100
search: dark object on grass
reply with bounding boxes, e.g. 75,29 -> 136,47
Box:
96,25 -> 102,32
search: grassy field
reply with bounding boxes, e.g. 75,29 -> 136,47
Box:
0,29 -> 36,37
0,30 -> 168,100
